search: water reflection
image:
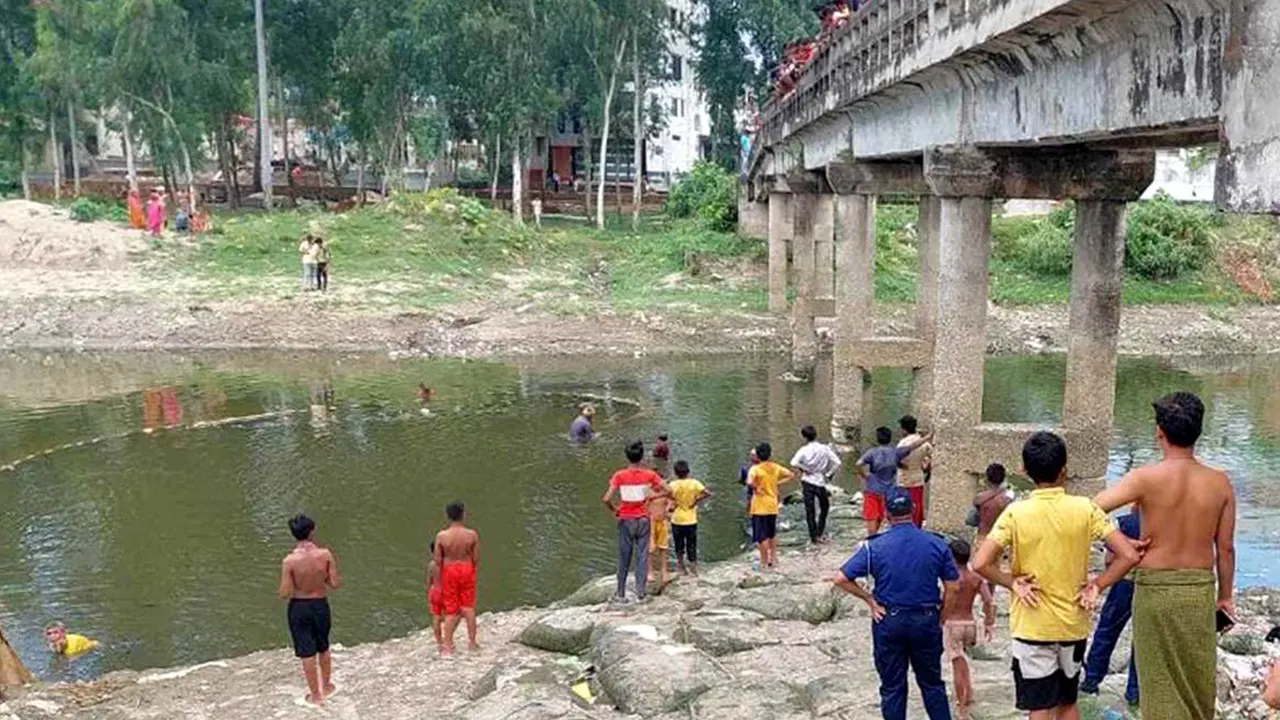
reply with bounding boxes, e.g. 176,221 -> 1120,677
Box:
0,350 -> 1277,680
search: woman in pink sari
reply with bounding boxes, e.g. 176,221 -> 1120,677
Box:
145,189 -> 164,236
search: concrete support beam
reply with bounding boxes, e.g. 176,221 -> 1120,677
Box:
790,192 -> 820,377
996,149 -> 1156,202
826,161 -> 930,196
767,192 -> 792,313
814,194 -> 835,303
832,193 -> 876,443
1217,0 -> 1280,213
738,196 -> 770,239
1062,200 -> 1126,477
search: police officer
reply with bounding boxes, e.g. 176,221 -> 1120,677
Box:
832,493 -> 959,720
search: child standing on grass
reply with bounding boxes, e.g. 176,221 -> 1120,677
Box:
314,238 -> 330,291
746,442 -> 795,570
668,460 -> 711,576
299,235 -> 317,291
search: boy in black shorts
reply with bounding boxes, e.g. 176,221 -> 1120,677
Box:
278,514 -> 341,706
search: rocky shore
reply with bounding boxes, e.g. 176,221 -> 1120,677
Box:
4,492 -> 1273,720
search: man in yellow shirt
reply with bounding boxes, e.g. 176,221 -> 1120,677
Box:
44,622 -> 100,658
669,460 -> 712,576
972,432 -> 1140,719
746,442 -> 796,570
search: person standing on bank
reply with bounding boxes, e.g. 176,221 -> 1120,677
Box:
790,424 -> 842,544
278,514 -> 341,707
602,441 -> 669,602
833,494 -> 959,720
897,415 -> 932,527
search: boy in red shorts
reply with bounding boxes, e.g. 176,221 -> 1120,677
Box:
434,502 -> 480,654
425,540 -> 444,650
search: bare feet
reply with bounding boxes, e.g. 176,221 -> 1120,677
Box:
304,694 -> 325,707
468,642 -> 481,652
323,683 -> 336,697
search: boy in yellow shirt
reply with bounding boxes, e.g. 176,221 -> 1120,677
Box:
972,432 -> 1140,719
45,622 -> 100,658
746,442 -> 796,570
669,460 -> 712,576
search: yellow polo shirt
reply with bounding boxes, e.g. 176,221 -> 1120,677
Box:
669,478 -> 706,526
747,462 -> 789,516
987,487 -> 1116,641
61,634 -> 99,657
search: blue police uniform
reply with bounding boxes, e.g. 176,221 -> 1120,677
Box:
1081,511 -> 1141,703
841,496 -> 958,720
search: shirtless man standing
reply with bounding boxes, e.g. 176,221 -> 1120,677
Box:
434,502 -> 480,654
278,514 -> 341,706
1095,391 -> 1236,720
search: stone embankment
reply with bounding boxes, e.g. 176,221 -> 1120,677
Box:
1,493 -> 1276,719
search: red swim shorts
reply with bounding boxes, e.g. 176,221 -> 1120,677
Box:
427,586 -> 443,616
440,562 -> 476,615
862,491 -> 885,521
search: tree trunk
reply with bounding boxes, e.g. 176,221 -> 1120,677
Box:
226,131 -> 243,208
595,37 -> 627,229
215,125 -> 238,209
66,97 -> 80,197
279,77 -> 292,202
511,134 -> 524,224
631,30 -> 643,229
123,110 -> 138,193
254,0 -> 273,209
490,135 -> 501,202
582,124 -> 592,221
49,109 -> 61,201
355,150 -> 365,201
20,148 -> 31,201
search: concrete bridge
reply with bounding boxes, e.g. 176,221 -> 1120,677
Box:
741,0 -> 1280,529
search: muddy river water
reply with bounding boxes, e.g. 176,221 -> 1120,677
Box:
1,350 -> 1278,681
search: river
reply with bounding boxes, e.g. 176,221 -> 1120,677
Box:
1,350 -> 1277,681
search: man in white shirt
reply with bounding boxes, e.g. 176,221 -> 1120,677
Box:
896,415 -> 932,527
790,424 -> 843,544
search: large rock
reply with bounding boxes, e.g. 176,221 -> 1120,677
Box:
672,608 -> 777,657
591,623 -> 722,716
725,582 -> 837,624
519,607 -> 597,654
559,575 -> 618,607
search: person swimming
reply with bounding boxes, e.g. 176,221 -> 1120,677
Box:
44,622 -> 100,658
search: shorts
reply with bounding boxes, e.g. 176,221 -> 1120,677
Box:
649,519 -> 670,551
440,561 -> 477,615
672,523 -> 698,562
427,586 -> 443,617
1011,638 -> 1086,711
943,620 -> 978,662
751,514 -> 778,543
287,598 -> 332,658
862,491 -> 885,521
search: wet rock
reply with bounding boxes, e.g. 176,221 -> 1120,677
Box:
519,607 -> 597,655
591,624 -> 722,716
672,609 -> 777,656
559,576 -> 618,607
1221,633 -> 1268,656
724,582 -> 837,624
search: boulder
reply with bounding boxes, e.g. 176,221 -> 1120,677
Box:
591,624 -> 722,716
559,575 -> 618,607
1220,632 -> 1268,656
519,607 -> 597,655
672,609 -> 777,656
682,683 -> 811,720
725,582 -> 837,624
826,505 -> 861,521
803,673 -> 882,717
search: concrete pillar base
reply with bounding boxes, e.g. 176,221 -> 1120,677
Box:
767,192 -> 792,314
790,192 -> 820,376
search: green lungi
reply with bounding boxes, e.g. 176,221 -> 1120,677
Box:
1132,568 -> 1217,720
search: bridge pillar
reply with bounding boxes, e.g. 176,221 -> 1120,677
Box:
923,147 -> 998,531
912,194 -> 942,428
814,195 -> 836,307
831,193 -> 876,444
767,192 -> 792,313
790,191 -> 822,377
1062,200 -> 1126,478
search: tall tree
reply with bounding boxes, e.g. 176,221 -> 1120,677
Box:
254,0 -> 272,208
696,0 -> 752,170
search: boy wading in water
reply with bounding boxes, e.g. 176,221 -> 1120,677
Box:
278,514 -> 341,706
668,460 -> 711,576
972,432 -> 1140,720
941,539 -> 996,718
434,502 -> 480,654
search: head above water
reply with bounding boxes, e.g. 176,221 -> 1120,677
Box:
949,538 -> 971,565
580,403 -> 596,418
674,460 -> 690,478
625,441 -> 645,463
985,463 -> 1007,486
899,415 -> 918,435
289,513 -> 316,541
446,501 -> 465,522
875,426 -> 892,446
657,433 -> 668,442
755,442 -> 772,462
1022,431 -> 1068,486
800,425 -> 817,442
1153,391 -> 1204,449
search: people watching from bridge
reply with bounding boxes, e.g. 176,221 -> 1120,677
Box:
1094,391 -> 1236,720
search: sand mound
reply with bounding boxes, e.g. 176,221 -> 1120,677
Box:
0,200 -> 148,270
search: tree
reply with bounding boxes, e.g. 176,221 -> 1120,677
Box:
254,0 -> 272,208
695,0 -> 752,171
0,0 -> 41,198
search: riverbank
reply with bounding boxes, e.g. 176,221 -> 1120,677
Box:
3,493 -> 1278,719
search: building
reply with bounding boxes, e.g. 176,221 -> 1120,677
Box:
529,0 -> 711,192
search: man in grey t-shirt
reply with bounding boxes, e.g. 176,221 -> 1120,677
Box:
858,426 -> 932,536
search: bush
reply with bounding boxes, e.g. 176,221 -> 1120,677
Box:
68,197 -> 107,223
1125,195 -> 1216,280
1018,222 -> 1074,276
665,161 -> 737,232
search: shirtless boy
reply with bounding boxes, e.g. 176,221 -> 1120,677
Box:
278,514 -> 341,706
941,539 -> 995,718
1095,391 -> 1236,720
647,484 -> 673,588
434,502 -> 480,654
